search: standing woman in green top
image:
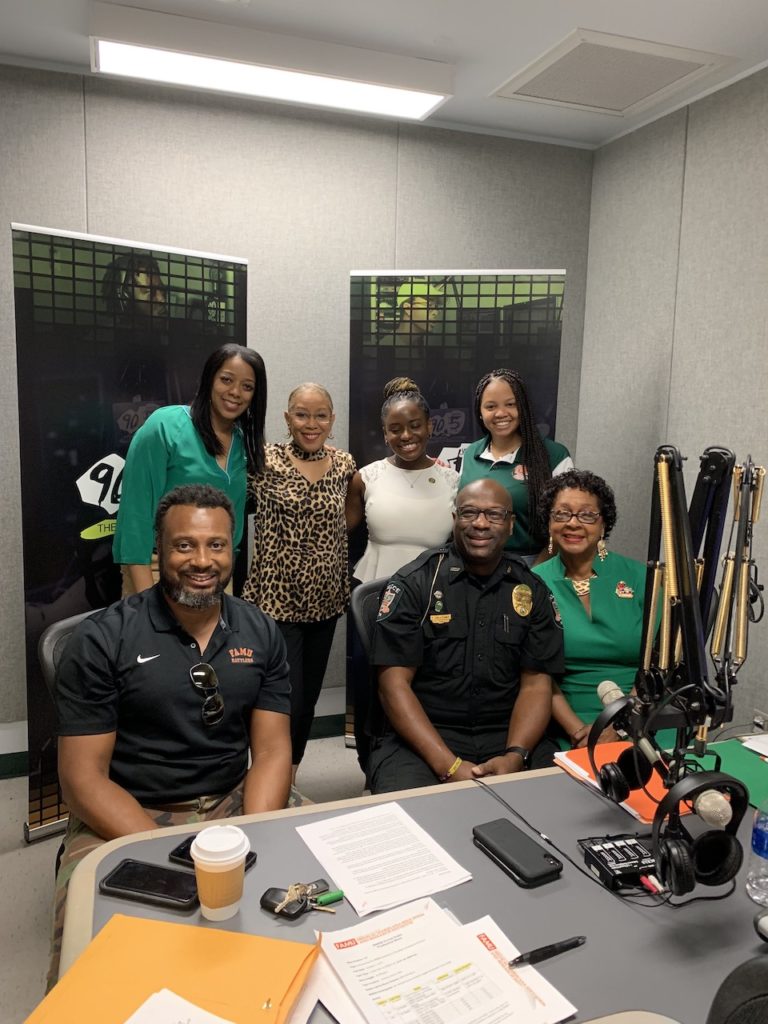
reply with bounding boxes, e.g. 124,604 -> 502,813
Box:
458,369 -> 572,562
113,343 -> 267,594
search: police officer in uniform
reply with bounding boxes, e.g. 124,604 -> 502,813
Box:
368,479 -> 563,794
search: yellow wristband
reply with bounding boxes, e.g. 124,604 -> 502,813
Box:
439,756 -> 462,782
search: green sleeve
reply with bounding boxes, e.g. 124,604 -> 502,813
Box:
112,410 -> 176,565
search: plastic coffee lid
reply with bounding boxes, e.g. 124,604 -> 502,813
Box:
190,825 -> 250,863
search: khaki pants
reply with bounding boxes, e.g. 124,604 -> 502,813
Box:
47,782 -> 308,989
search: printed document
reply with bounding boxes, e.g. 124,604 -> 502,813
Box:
295,802 -> 471,915
319,898 -> 571,1024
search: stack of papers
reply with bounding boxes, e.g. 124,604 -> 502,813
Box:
295,802 -> 472,915
289,898 -> 577,1024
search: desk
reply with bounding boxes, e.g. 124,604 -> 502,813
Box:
63,768 -> 760,1023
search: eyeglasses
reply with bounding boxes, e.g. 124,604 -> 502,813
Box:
189,662 -> 224,727
456,506 -> 512,525
550,509 -> 602,524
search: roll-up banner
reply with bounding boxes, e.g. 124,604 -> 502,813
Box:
346,270 -> 566,751
11,226 -> 247,841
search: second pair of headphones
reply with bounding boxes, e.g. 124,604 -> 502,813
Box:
651,772 -> 748,896
587,696 -> 658,804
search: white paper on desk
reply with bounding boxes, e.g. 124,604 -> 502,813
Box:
286,948 -> 367,1024
123,988 -> 235,1024
462,915 -> 577,1024
742,734 -> 768,756
295,802 -> 471,915
319,897 -> 553,1024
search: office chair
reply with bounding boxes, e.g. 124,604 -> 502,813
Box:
349,579 -> 388,772
37,608 -> 102,875
350,578 -> 388,658
38,609 -> 102,700
705,956 -> 768,1023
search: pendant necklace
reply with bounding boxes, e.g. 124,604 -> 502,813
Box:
396,460 -> 434,489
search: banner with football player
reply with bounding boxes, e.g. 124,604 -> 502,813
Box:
12,225 -> 247,840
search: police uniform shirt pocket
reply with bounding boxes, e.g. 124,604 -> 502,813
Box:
422,616 -> 468,679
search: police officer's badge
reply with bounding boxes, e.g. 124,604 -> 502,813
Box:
377,582 -> 402,619
512,583 -> 532,617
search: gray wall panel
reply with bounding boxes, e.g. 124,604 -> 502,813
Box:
396,126 -> 593,452
583,73 -> 768,724
578,111 -> 687,558
83,78 -> 400,444
670,70 -> 768,720
0,68 -> 593,724
0,67 -> 87,721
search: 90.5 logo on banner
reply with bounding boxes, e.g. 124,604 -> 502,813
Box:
76,453 -> 125,539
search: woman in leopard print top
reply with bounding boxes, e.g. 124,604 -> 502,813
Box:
241,383 -> 356,777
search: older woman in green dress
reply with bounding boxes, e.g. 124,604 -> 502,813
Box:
533,469 -> 648,749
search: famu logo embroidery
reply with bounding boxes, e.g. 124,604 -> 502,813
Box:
229,647 -> 254,663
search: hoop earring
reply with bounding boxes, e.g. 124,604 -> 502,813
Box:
328,432 -> 335,440
598,535 -> 608,561
547,535 -> 554,556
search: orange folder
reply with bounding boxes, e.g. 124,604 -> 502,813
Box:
26,914 -> 318,1024
553,741 -> 691,825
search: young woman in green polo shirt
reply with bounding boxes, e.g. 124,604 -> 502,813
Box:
458,368 -> 572,562
113,344 -> 267,594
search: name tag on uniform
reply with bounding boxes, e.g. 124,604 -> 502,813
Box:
430,614 -> 452,624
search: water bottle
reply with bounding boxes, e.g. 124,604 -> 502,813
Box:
746,801 -> 768,905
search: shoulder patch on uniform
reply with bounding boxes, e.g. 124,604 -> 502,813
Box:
377,582 -> 403,619
549,592 -> 563,627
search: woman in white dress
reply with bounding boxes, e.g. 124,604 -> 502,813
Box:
347,377 -> 459,582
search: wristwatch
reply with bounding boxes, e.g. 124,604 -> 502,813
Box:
503,745 -> 530,767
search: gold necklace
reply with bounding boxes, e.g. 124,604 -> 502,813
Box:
570,573 -> 595,597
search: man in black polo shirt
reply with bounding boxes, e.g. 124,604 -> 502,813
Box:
48,483 -> 291,985
368,479 -> 563,794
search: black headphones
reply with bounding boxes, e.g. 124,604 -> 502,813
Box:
651,772 -> 748,896
587,696 -> 655,803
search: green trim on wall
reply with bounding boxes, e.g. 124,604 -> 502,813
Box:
309,714 -> 345,741
0,752 -> 28,780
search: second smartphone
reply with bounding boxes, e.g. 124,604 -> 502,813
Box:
168,835 -> 257,872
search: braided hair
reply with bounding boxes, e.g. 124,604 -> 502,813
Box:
473,368 -> 551,544
380,377 -> 431,423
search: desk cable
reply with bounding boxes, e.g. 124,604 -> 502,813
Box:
471,777 -> 735,909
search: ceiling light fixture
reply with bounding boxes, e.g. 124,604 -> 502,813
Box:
90,3 -> 452,121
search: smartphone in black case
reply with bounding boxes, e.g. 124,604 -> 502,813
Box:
99,857 -> 199,910
472,818 -> 563,888
168,835 -> 257,872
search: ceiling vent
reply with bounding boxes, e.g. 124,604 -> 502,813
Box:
493,29 -> 735,117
